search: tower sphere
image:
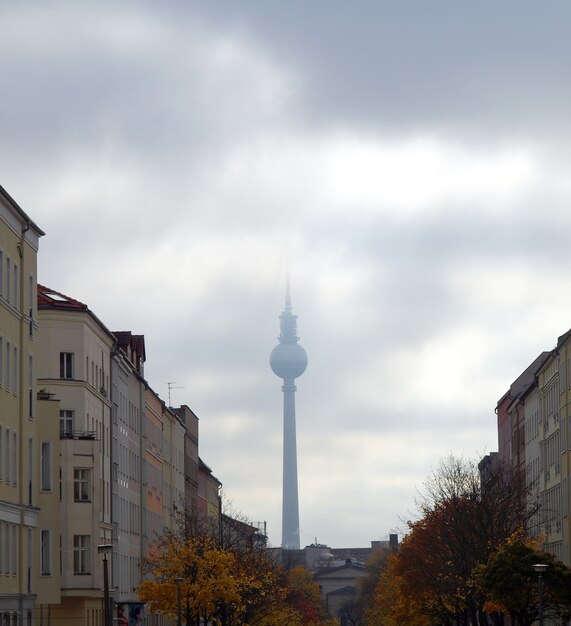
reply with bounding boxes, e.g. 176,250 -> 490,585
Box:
270,342 -> 308,380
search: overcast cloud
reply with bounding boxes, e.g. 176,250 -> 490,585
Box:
2,1 -> 571,547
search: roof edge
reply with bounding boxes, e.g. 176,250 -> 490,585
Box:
0,184 -> 45,236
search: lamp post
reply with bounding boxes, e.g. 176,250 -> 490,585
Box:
532,563 -> 549,626
174,577 -> 184,626
98,544 -> 113,626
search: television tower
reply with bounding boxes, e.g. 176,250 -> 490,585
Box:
270,280 -> 308,549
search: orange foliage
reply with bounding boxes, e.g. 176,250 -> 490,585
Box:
285,566 -> 332,625
364,553 -> 437,626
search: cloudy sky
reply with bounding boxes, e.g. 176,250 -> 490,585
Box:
3,1 -> 571,548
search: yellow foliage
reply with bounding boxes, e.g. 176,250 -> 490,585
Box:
363,553 -> 436,626
138,524 -> 310,625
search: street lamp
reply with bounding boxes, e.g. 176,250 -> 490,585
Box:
532,563 -> 549,626
174,577 -> 184,626
98,544 -> 113,626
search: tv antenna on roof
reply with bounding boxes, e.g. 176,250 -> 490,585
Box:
167,382 -> 184,407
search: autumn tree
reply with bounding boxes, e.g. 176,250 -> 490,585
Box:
476,528 -> 571,626
362,552 -> 438,626
139,507 -> 297,625
363,455 -> 537,626
139,529 -> 242,625
337,546 -> 391,625
283,565 -> 337,626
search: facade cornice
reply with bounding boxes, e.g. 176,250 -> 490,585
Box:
0,184 -> 45,244
38,296 -> 115,346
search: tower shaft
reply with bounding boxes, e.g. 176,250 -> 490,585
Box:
270,283 -> 307,550
282,378 -> 300,549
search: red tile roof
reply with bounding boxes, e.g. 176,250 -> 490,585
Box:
114,331 -> 146,363
37,284 -> 88,310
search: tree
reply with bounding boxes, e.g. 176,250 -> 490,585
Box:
139,508 -> 296,625
284,565 -> 336,626
139,531 -> 242,625
476,528 -> 571,626
362,553 -> 438,626
363,455 -> 537,626
359,548 -> 391,605
337,547 -> 391,625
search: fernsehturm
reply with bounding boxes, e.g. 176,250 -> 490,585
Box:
270,281 -> 308,549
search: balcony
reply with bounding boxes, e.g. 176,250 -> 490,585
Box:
60,430 -> 97,440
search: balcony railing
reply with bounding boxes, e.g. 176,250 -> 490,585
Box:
60,430 -> 98,440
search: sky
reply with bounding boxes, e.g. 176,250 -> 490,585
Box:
3,1 -> 571,549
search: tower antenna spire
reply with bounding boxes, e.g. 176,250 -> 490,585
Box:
285,272 -> 291,311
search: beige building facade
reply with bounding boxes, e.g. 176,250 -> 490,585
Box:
0,186 -> 63,624
36,285 -> 115,624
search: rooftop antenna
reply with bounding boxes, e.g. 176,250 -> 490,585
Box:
167,382 -> 184,407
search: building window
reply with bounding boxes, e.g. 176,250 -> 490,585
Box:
0,338 -> 3,386
27,438 -> 33,505
29,274 -> 34,337
11,524 -> 17,575
5,340 -> 10,390
73,535 -> 90,574
13,346 -> 18,395
4,524 -> 18,576
6,257 -> 10,305
41,442 -> 52,491
60,410 -> 73,437
4,429 -> 9,484
13,263 -> 18,310
3,524 -> 8,574
27,527 -> 32,591
11,432 -> 16,485
28,355 -> 33,418
40,530 -> 51,575
60,352 -> 73,379
74,469 -> 90,502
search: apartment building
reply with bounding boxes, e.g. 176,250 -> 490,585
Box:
522,377 -> 542,537
36,284 -> 115,624
0,186 -> 63,624
0,185 -> 227,625
111,331 -> 146,616
198,458 -> 222,522
162,405 -> 187,528
493,335 -> 571,567
172,405 -> 199,517
532,329 -> 571,566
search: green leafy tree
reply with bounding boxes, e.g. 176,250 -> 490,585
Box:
476,528 -> 571,626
